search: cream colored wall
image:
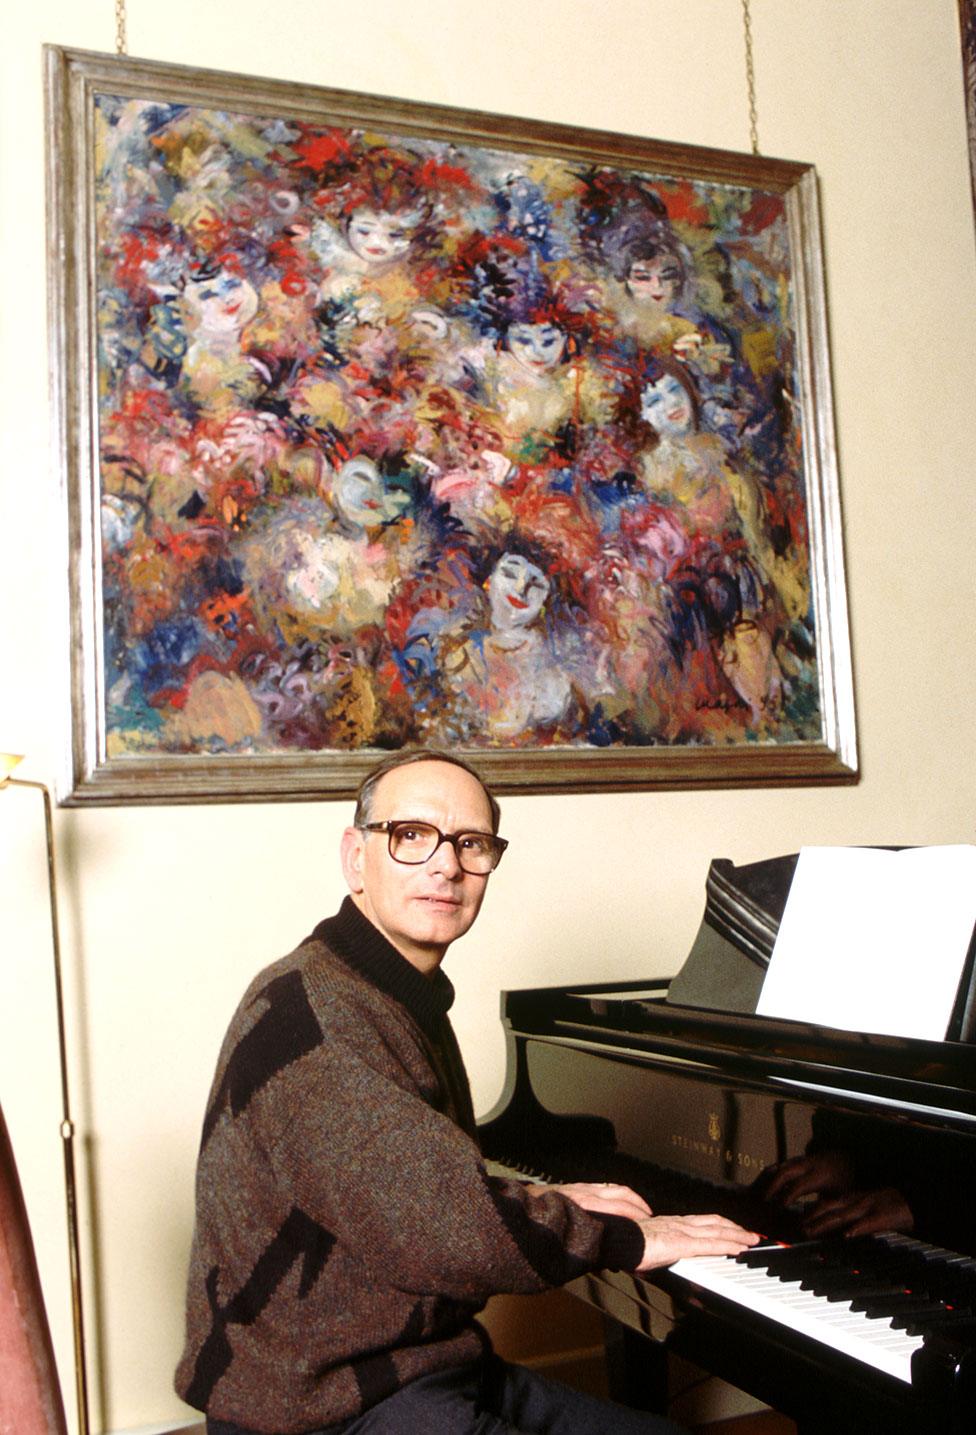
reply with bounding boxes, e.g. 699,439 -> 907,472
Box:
1,2 -> 974,1431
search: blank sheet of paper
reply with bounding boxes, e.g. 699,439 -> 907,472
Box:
756,846 -> 976,1040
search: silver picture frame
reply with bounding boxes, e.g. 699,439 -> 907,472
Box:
46,45 -> 856,804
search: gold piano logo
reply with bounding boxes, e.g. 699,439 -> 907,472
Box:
670,1112 -> 723,1161
670,1112 -> 766,1173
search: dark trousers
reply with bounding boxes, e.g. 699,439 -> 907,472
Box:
207,1354 -> 687,1434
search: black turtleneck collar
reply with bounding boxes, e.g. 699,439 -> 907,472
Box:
308,896 -> 456,1042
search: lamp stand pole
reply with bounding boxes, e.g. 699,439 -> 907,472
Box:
7,776 -> 90,1435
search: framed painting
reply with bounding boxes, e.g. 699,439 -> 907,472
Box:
46,45 -> 856,804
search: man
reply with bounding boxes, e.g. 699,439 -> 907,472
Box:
176,751 -> 758,1434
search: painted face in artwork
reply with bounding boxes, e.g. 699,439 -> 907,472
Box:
345,207 -> 422,264
506,322 -> 567,374
488,553 -> 550,632
640,372 -> 695,438
626,254 -> 683,306
183,269 -> 258,337
334,456 -> 412,528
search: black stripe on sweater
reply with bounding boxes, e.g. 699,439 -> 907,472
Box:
201,969 -> 322,1150
350,1300 -> 427,1411
184,1205 -> 335,1410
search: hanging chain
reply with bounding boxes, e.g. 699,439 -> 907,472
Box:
741,0 -> 760,155
115,0 -> 127,56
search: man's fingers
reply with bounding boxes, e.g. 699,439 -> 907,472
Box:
656,1213 -> 759,1236
544,1182 -> 654,1221
635,1213 -> 761,1272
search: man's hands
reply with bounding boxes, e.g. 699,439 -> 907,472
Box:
530,1181 -> 654,1224
528,1181 -> 760,1271
633,1212 -> 760,1271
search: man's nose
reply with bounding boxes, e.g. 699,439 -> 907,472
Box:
426,835 -> 463,876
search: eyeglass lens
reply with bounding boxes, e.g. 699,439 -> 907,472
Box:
388,821 -> 501,873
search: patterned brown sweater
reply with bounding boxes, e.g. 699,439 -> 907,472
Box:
174,898 -> 643,1433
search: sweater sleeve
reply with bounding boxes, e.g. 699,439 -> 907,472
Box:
254,1021 -> 643,1300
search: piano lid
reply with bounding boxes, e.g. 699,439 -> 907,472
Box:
500,980 -> 976,1129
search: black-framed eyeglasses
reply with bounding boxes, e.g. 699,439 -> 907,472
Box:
359,820 -> 508,875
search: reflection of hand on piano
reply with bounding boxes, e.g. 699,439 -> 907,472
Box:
761,1149 -> 853,1204
760,1152 -> 914,1238
798,1187 -> 914,1239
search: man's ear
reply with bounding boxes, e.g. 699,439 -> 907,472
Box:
340,825 -> 366,893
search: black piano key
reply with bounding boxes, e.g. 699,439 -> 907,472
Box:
799,1263 -> 909,1292
862,1294 -> 950,1320
744,1254 -> 819,1278
847,1284 -> 917,1310
824,1280 -> 914,1304
888,1267 -> 976,1299
915,1246 -> 976,1266
907,1311 -> 976,1338
737,1238 -> 843,1269
769,1247 -> 876,1283
901,1314 -> 970,1331
906,1276 -> 976,1305
894,1306 -> 973,1332
737,1246 -> 790,1267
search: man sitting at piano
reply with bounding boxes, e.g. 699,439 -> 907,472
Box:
175,749 -> 759,1435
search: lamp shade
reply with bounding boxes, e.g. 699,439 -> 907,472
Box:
0,754 -> 25,784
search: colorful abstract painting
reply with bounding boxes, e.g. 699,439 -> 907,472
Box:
49,50 -> 855,800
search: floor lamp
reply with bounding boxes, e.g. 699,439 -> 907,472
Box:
1,753 -> 90,1435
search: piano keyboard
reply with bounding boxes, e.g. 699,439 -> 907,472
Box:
670,1249 -> 925,1382
669,1230 -> 976,1385
488,1159 -> 976,1387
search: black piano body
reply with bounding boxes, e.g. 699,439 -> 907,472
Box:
478,857 -> 976,1435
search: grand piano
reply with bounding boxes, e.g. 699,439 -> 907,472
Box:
478,855 -> 976,1435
